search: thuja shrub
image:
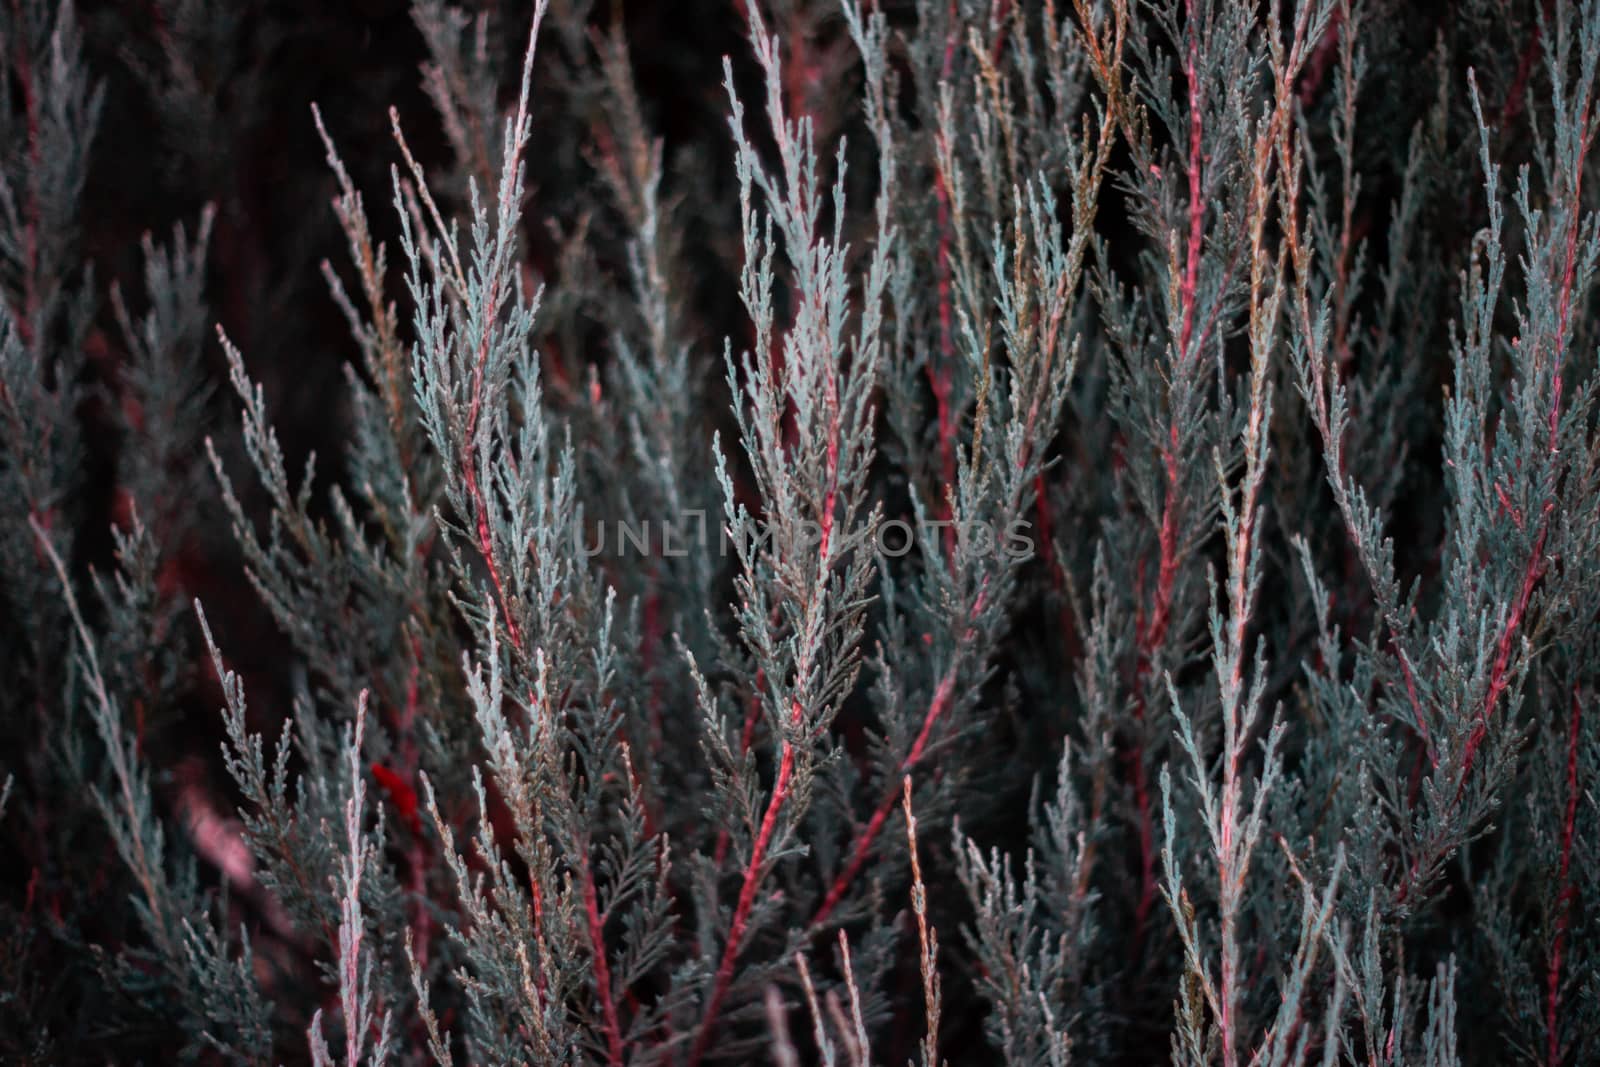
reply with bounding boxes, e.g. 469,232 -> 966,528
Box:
2,0 -> 1598,1062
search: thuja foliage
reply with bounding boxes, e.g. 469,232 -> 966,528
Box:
2,0 -> 1599,1062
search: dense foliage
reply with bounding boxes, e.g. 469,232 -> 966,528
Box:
1,0 -> 1597,1063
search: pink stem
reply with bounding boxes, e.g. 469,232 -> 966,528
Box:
810,667 -> 958,929
687,707 -> 801,1067
581,849 -> 625,1066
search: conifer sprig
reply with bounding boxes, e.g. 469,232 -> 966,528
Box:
4,0 -> 1600,1063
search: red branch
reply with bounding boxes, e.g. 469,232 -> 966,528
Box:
1419,93 -> 1590,898
457,269 -> 561,1006
1124,0 -> 1208,954
1458,510 -> 1550,787
1546,688 -> 1581,1067
582,847 -> 625,1066
809,667 -> 958,929
532,707 -> 621,1055
691,264 -> 844,1055
462,273 -> 523,653
456,248 -> 634,1037
687,702 -> 802,1067
1394,638 -> 1438,769
1125,392 -> 1183,945
818,404 -> 840,561
1458,97 -> 1588,789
